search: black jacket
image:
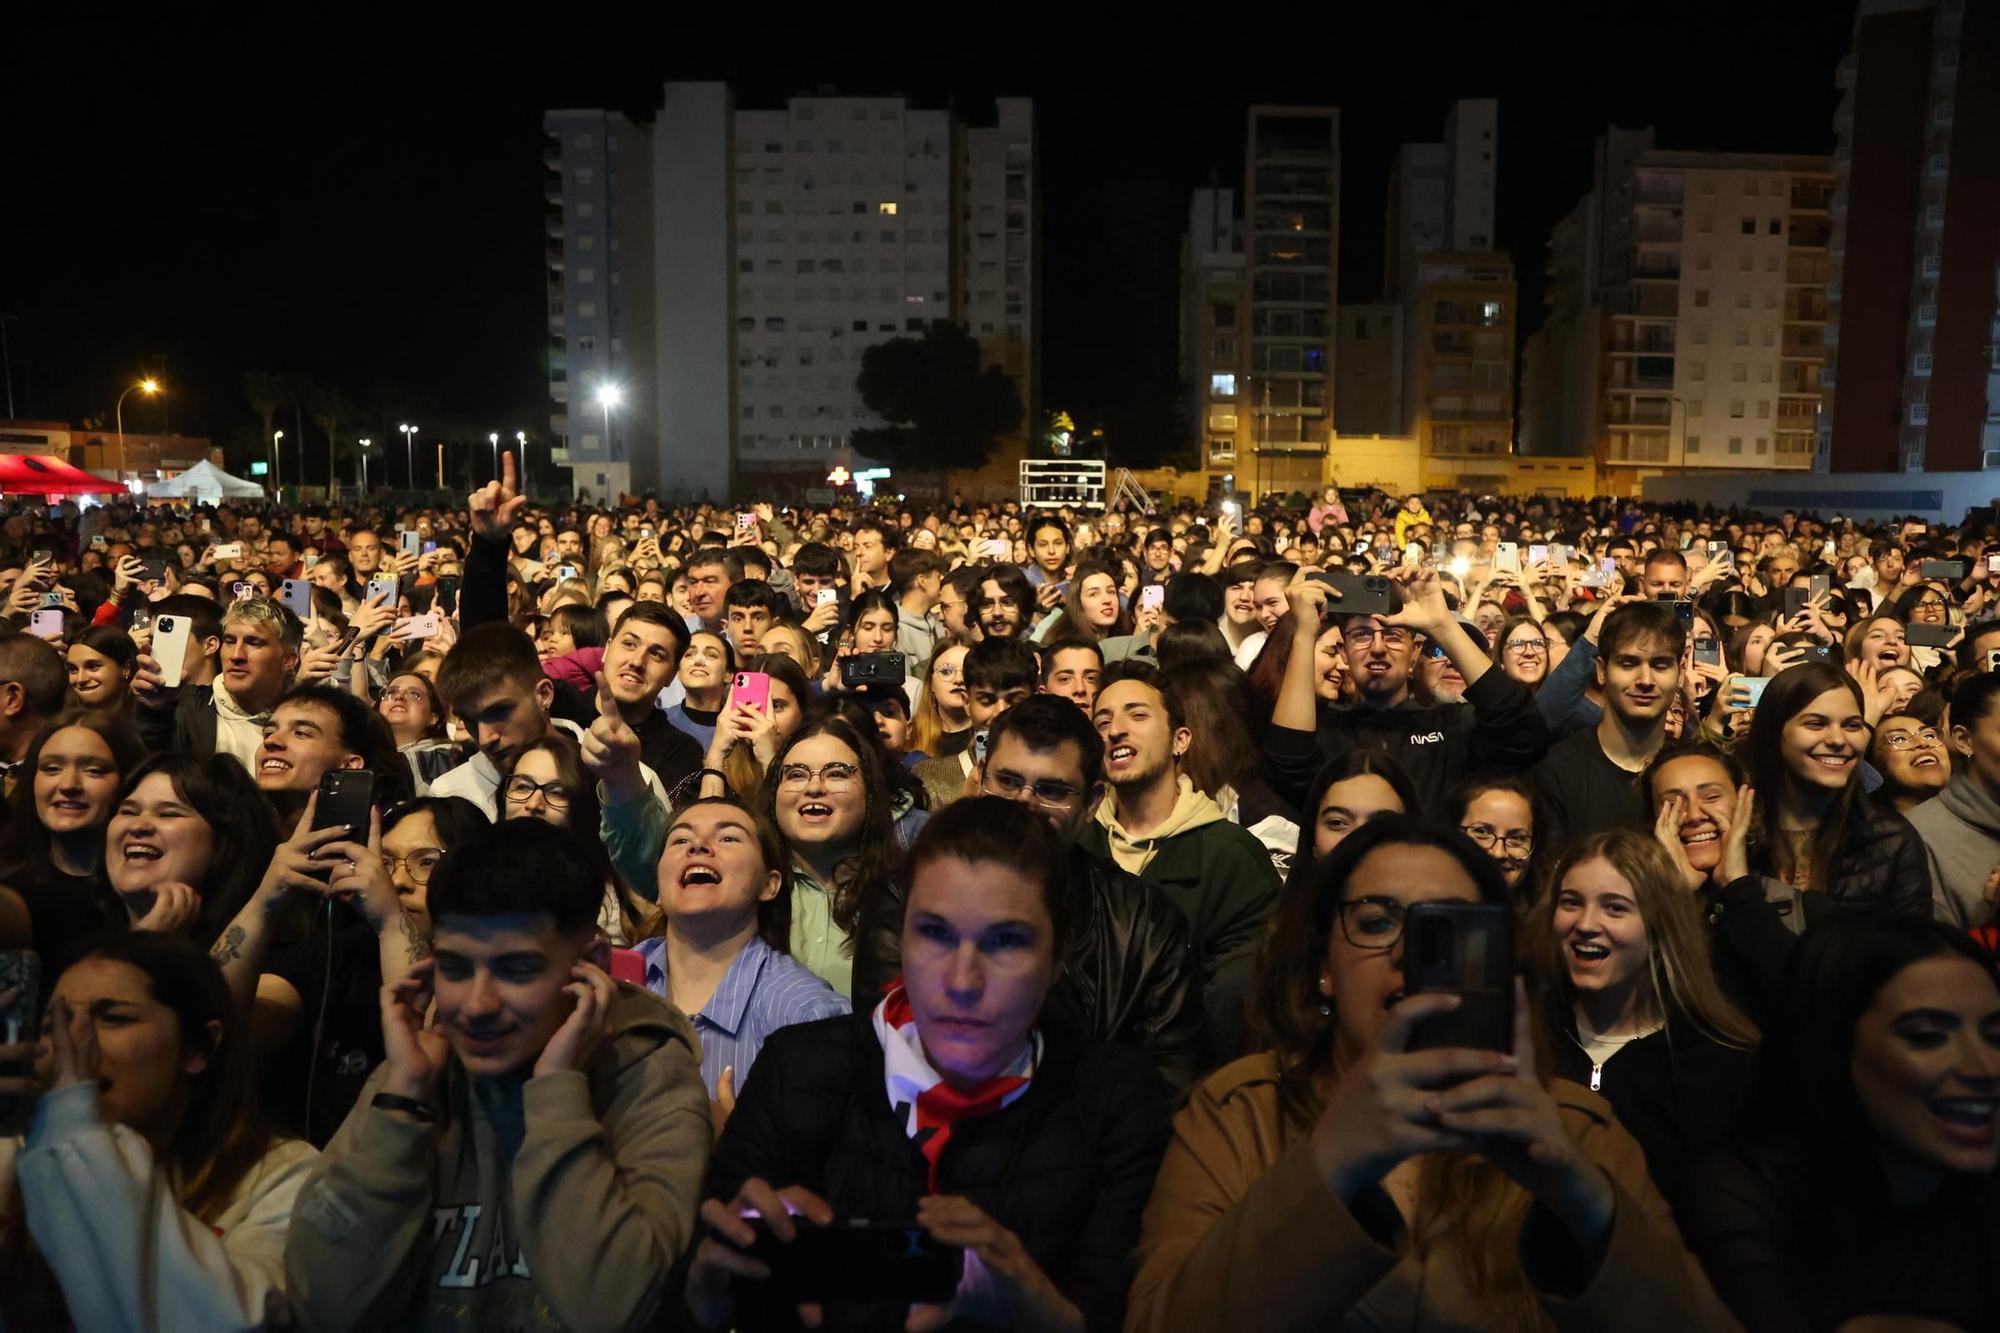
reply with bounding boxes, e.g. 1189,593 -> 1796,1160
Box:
851,847 -> 1209,1088
1530,725 -> 1653,858
705,1013 -> 1171,1333
134,681 -> 223,757
1264,666 -> 1550,812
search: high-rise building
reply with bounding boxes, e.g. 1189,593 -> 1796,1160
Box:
1181,187 -> 1248,485
1819,0 -> 2000,474
1519,127 -> 1833,492
1243,107 -> 1339,498
542,85 -> 1038,499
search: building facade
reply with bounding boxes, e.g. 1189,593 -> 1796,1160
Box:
1181,187 -> 1249,489
543,86 -> 1038,500
1819,0 -> 2000,473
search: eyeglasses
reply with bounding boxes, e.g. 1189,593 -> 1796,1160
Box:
1881,727 -> 1944,751
1461,824 -> 1534,856
502,776 -> 572,809
932,663 -> 962,680
777,761 -> 860,788
381,847 -> 446,884
1504,639 -> 1548,656
1335,896 -> 1409,950
983,769 -> 1085,810
380,686 -> 428,705
1347,625 -> 1411,648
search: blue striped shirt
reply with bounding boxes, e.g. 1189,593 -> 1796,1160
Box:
634,934 -> 850,1098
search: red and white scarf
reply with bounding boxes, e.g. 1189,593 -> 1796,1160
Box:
873,982 -> 1039,1192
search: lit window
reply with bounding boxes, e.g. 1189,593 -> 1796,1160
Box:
1210,373 -> 1237,397
879,202 -> 898,215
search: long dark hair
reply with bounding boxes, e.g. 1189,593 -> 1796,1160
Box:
761,712 -> 902,938
1166,659 -> 1266,799
110,752 -> 280,947
1044,557 -> 1134,643
0,707 -> 145,873
1284,750 -> 1423,903
1743,661 -> 1868,891
504,729 -> 647,939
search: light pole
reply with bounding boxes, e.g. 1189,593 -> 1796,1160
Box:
597,384 -> 621,458
488,431 -> 499,476
272,429 -> 284,496
114,377 -> 160,479
515,430 -> 528,493
398,424 -> 417,489
358,437 -> 372,495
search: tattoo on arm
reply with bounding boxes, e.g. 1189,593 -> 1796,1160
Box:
399,912 -> 432,962
210,923 -> 248,965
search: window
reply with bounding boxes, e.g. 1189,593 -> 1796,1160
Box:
736,200 -> 754,215
851,320 -> 868,332
1694,289 -> 1710,308
1755,437 -> 1768,454
1744,177 -> 1760,196
1741,217 -> 1755,234
1757,401 -> 1772,419
736,317 -> 754,332
1768,218 -> 1782,235
1730,400 -> 1745,418
1214,302 -> 1237,328
1690,399 -> 1704,416
879,202 -> 898,215
1922,254 -> 1942,278
1737,292 -> 1753,309
1732,364 -> 1748,383
1764,254 -> 1778,271
1697,214 -> 1713,233
1740,254 -> 1754,271
576,267 -> 594,284
765,317 -> 785,332
742,405 -> 755,419
1735,327 -> 1751,346
577,301 -> 596,318
738,259 -> 753,273
1915,353 -> 1934,376
576,202 -> 594,218
1691,361 -> 1707,381
1728,437 -> 1744,454
1480,301 -> 1503,324
1210,373 -> 1237,397
573,166 -> 593,186
1692,324 -> 1710,345
1696,253 -> 1712,270
1687,434 -> 1703,452
1355,318 -> 1368,338
769,406 -> 785,419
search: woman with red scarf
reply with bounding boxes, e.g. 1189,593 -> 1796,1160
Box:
685,795 -> 1172,1333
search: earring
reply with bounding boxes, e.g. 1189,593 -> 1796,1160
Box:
1317,975 -> 1333,1017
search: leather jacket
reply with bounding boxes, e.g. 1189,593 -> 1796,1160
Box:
853,845 -> 1210,1089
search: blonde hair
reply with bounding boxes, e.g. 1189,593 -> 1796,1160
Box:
221,598 -> 302,653
909,644 -> 968,755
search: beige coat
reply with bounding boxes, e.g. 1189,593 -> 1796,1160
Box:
1127,1053 -> 1741,1333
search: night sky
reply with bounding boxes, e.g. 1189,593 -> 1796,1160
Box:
2,4 -> 1850,469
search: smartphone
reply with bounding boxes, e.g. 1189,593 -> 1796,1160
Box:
1139,585 -> 1165,613
1706,540 -> 1726,557
1403,903 -> 1515,1057
1986,649 -> 2000,673
1527,544 -> 1548,567
139,560 -> 168,585
1739,676 -> 1773,708
435,575 -> 460,617
38,591 -> 63,609
399,529 -> 422,557
1494,542 -> 1520,574
729,670 -> 773,713
27,609 -> 62,640
280,578 -> 314,618
1551,544 -> 1573,566
558,564 -> 581,583
1352,539 -> 1372,554
1693,637 -> 1723,668
1783,587 -> 1810,620
421,541 -> 437,555
971,729 -> 990,767
838,652 -> 907,689
232,581 -> 255,603
1668,599 -> 1695,625
1907,622 -> 1955,648
0,950 -> 42,1134
129,609 -> 153,634
31,549 -> 50,565
153,614 -> 195,688
1921,560 -> 1965,581
366,576 -> 398,606
1986,555 -> 2000,576
815,587 -> 839,608
1808,574 -> 1831,601
213,542 -> 244,560
1308,569 -> 1397,618
311,769 -> 376,836
736,512 -> 757,533
746,1219 -> 960,1304
640,527 -> 655,539
394,612 -> 440,640
89,534 -> 106,549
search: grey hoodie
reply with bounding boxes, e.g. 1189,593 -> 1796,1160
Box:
1905,772 -> 2000,929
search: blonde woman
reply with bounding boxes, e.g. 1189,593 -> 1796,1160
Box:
907,643 -> 970,758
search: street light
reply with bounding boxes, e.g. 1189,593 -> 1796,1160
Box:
357,437 -> 373,495
113,377 -> 161,479
488,431 -> 499,474
597,384 -> 621,458
398,424 -> 417,489
272,429 -> 284,495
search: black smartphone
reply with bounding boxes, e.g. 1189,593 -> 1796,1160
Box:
839,651 -> 907,689
1657,597 -> 1694,625
435,574 -> 460,617
1906,622 -> 1956,648
0,950 -> 42,1135
1403,902 -> 1514,1056
1308,569 -> 1398,618
747,1220 -> 961,1303
1920,560 -> 1965,581
1782,587 -> 1810,620
312,769 -> 375,836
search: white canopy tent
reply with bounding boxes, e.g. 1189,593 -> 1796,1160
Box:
144,460 -> 265,502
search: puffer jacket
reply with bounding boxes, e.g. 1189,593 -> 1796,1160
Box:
706,1012 -> 1171,1333
852,846 -> 1209,1088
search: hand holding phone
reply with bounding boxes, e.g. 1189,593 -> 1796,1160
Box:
728,670 -> 773,714
0,950 -> 42,1135
1138,585 -> 1165,614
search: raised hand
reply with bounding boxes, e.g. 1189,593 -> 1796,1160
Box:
254,795 -> 352,913
44,995 -> 102,1093
469,450 -> 528,541
1718,786 -> 1755,884
1653,795 -> 1706,892
533,961 -> 616,1077
378,959 -> 449,1100
581,671 -> 643,799
686,1178 -> 837,1331
326,805 -> 400,930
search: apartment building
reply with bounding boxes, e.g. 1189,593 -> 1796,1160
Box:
1180,187 -> 1249,486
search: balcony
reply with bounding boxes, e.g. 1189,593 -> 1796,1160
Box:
1788,218 -> 1832,249
546,241 -> 564,267
1791,179 -> 1833,212
1782,331 -> 1825,359
1606,401 -> 1673,427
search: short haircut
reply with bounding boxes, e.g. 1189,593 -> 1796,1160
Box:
222,598 -> 304,654
1222,558 -> 1264,587
274,681 -> 414,807
791,542 -> 843,580
313,551 -> 352,580
1098,658 -> 1184,731
1644,548 -> 1689,574
1143,527 -> 1173,549
726,545 -> 772,580
724,579 -> 786,615
685,547 -> 731,576
1254,560 -> 1299,586
1643,739 -> 1747,799
1026,514 -> 1070,547
979,565 -> 1034,616
1599,600 -> 1689,661
903,796 -> 1075,957
613,601 -> 692,662
434,622 -> 545,715
985,692 -> 1102,790
1161,571 -> 1224,625
0,633 -> 68,718
963,637 -> 1040,695
888,547 -> 947,595
1040,636 -> 1103,683
382,794 -> 490,854
943,564 -> 987,606
852,516 -> 897,549
427,817 -> 604,936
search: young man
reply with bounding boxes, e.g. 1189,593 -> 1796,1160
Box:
601,603 -> 704,797
849,516 -> 895,592
133,597 -> 302,772
977,565 -> 1034,639
344,528 -> 386,597
1082,662 -> 1279,1025
1218,558 -> 1266,668
937,564 -> 986,647
1024,514 -> 1072,599
0,632 -> 67,791
1531,601 -> 1685,856
721,578 -> 784,657
889,546 -> 947,668
911,637 -> 1038,811
1640,548 -> 1689,599
1267,567 -> 1549,812
254,682 -> 410,823
285,818 -> 710,1330
1041,637 -> 1103,713
852,694 -> 1207,1086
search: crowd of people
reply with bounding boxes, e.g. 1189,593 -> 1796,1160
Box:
0,458 -> 1995,1330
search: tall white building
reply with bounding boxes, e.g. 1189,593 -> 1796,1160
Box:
542,86 -> 1037,500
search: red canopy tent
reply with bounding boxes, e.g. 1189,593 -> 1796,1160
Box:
0,455 -> 125,496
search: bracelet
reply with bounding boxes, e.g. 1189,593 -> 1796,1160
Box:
698,767 -> 731,788
371,1092 -> 438,1123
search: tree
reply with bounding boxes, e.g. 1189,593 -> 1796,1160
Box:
307,385 -> 360,495
243,371 -> 285,478
851,321 -> 1022,472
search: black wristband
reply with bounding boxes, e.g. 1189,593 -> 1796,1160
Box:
698,767 -> 731,787
371,1092 -> 438,1123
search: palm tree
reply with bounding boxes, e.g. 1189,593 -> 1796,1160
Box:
307,386 -> 360,496
243,371 -> 285,483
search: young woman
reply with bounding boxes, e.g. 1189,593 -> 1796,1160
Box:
908,643 -> 970,758
664,629 -> 734,752
1908,670 -> 2000,928
686,797 -> 1170,1333
0,709 -> 144,960
1132,816 -> 1732,1330
827,590 -> 900,692
0,932 -> 317,1331
1285,750 -> 1421,895
1687,916 -> 2000,1330
1536,830 -> 1759,1217
500,731 -> 649,945
1843,613 -> 1910,673
1495,616 -> 1549,690
66,626 -> 138,715
633,795 -> 848,1104
1726,620 -> 1775,678
376,670 -> 464,791
105,753 -> 279,948
759,712 -> 902,998
754,622 -> 819,679
704,652 -> 813,801
1168,659 -> 1297,876
1447,771 -> 1537,895
1869,710 -> 1950,815
378,795 -> 489,945
1037,558 -> 1131,645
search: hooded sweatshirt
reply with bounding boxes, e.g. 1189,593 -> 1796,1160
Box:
1080,775 -> 1280,985
285,982 -> 710,1333
211,682 -> 273,772
1906,771 -> 2000,929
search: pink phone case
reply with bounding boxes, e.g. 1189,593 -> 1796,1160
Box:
729,671 -> 772,713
